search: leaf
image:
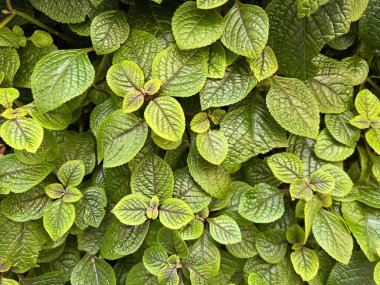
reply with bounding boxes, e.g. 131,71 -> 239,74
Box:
43,199 -> 75,240
207,42 -> 226,79
366,128 -> 380,155
151,131 -> 182,150
30,104 -> 73,131
342,201 -> 380,261
314,129 -> 355,161
0,88 -> 19,108
173,167 -> 211,213
325,111 -> 361,147
208,214 -> 241,245
158,267 -> 179,285
31,49 -> 95,112
144,96 -> 185,141
266,0 -> 351,79
267,152 -> 304,183
355,89 -> 380,119
226,224 -> 259,258
359,0 -> 380,49
71,254 -> 116,285
310,170 -> 335,194
19,272 -> 67,285
238,183 -> 284,223
286,224 -> 305,244
255,230 -> 287,264
247,46 -> 278,82
221,2 -> 269,58
200,59 -> 256,110
107,60 -> 145,96
112,29 -> 162,79
124,263 -> 159,285
131,154 -> 174,201
57,160 -> 85,187
0,117 -> 44,153
289,179 -> 314,201
190,112 -> 210,134
197,0 -> 227,9
112,194 -> 150,226
297,0 -> 329,17
91,10 -> 129,54
266,76 -> 320,139
312,209 -> 353,264
97,110 -> 148,168
29,30 -> 53,48
291,247 -> 319,281
90,97 -> 119,137
159,198 -> 193,230
152,45 -> 208,97
0,27 -> 21,48
0,48 -> 20,87
157,227 -> 189,258
341,56 -> 369,86
318,164 -> 353,197
0,154 -> 53,194
196,130 -> 228,165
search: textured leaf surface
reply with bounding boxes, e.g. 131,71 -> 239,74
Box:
314,129 -> 355,161
43,200 -> 75,241
57,160 -> 85,187
159,198 -> 193,229
196,130 -> 228,165
31,49 -> 95,112
157,227 -> 189,258
319,164 -> 353,197
197,0 -> 227,9
112,194 -> 150,225
208,215 -> 241,245
359,0 -> 380,49
325,111 -> 360,147
207,42 -> 226,79
0,48 -> 20,87
255,230 -> 287,264
247,46 -> 278,82
226,224 -> 259,258
267,152 -> 304,183
291,247 -> 319,281
297,0 -> 329,17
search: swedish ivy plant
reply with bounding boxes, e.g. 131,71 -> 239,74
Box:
0,0 -> 380,284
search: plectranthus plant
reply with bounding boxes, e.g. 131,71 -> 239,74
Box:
0,0 -> 380,284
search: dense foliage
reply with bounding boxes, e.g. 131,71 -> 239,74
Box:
0,0 -> 380,284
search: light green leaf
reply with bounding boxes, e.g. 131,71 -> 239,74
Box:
359,0 -> 380,49
207,42 -> 226,79
0,88 -> 19,108
151,131 -> 182,150
173,167 -> 211,213
226,224 -> 259,258
158,267 -> 179,285
266,76 -> 320,138
310,170 -> 335,193
350,0 -> 369,21
297,0 -> 329,18
159,198 -> 193,230
29,30 -> 53,48
349,114 -> 370,129
131,154 -> 174,200
106,60 -> 144,96
91,10 -> 129,54
286,224 -> 305,244
30,104 -> 73,131
0,47 -> 20,87
31,49 -> 95,112
90,98 -> 119,137
221,2 -> 269,58
63,186 -> 82,203
0,154 -> 53,194
355,89 -> 380,119
304,196 -> 322,243
238,183 -> 284,223
256,230 -> 287,264
157,228 -> 189,258
375,261 -> 380,285
112,193 -> 150,226
342,201 -> 380,261
172,1 -> 224,49
208,214 -> 241,245
0,214 -> 47,273
190,112 -> 210,134
124,263 -> 159,285
143,246 -> 167,276
152,45 -> 208,97
289,179 -> 314,201
0,258 -> 11,273
19,272 -> 66,285
247,46 -> 278,82
291,247 -> 319,281
197,0 -> 227,9
0,117 -> 43,153
325,111 -> 360,147
196,130 -> 228,165
57,160 -> 85,187
0,27 -> 21,48
97,110 -> 148,168
200,59 -> 256,109
187,144 -> 231,198
314,129 -> 355,161
71,254 -> 116,285
312,209 -> 353,264
178,218 -> 204,241
144,96 -> 185,141
43,199 -> 75,240
112,29 -> 162,79
366,128 -> 380,155
44,183 -> 65,199
341,56 -> 369,85
248,273 -> 266,285
267,152 -> 304,183
319,164 -> 353,197
144,79 -> 161,95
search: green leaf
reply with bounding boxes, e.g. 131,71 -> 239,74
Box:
255,230 -> 287,264
0,48 -> 20,87
289,179 -> 314,201
350,114 -> 371,129
31,49 -> 95,112
355,89 -> 380,119
151,131 -> 182,150
0,214 -> 47,273
0,27 -> 21,48
196,130 -> 228,165
91,10 -> 129,54
157,227 -> 189,258
304,196 -> 322,243
30,104 -> 73,131
112,29 -> 162,79
286,224 -> 305,244
43,199 -> 75,240
248,273 -> 266,285
144,96 -> 185,141
190,112 -> 210,134
0,88 -> 19,108
312,209 -> 353,264
187,144 -> 231,198
63,186 -> 83,203
291,247 -> 319,281
29,30 -> 53,48
221,2 -> 269,58
341,56 -> 369,85
44,183 -> 65,199
19,272 -> 67,285
107,60 -> 144,96
226,224 -> 259,258
97,110 -> 148,168
131,154 -> 174,200
57,160 -> 85,187
267,152 -> 304,183
125,263 -> 159,285
314,129 -> 355,161
178,218 -> 204,241
152,45 -> 208,97
0,154 -> 53,194
318,164 -> 353,197
200,59 -> 256,110
0,258 -> 11,273
342,201 -> 380,261
366,128 -> 380,155
158,267 -> 179,285
208,214 -> 241,245
172,2 -> 224,50
238,183 -> 284,223
207,42 -> 226,79
112,193 -> 150,225
375,261 -> 380,285
1,277 -> 19,285
173,167 -> 211,213
144,79 -> 161,95
159,198 -> 193,230
325,111 -> 361,147
310,170 -> 335,193
266,76 -> 320,138
143,246 -> 168,276
71,254 -> 116,285
359,0 -> 380,49
297,0 -> 329,17
247,46 -> 278,82
197,0 -> 227,9
0,117 -> 44,153
266,0 -> 350,79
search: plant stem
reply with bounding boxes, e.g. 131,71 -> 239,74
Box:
94,54 -> 109,84
366,78 -> 380,95
6,0 -> 13,11
0,12 -> 15,29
